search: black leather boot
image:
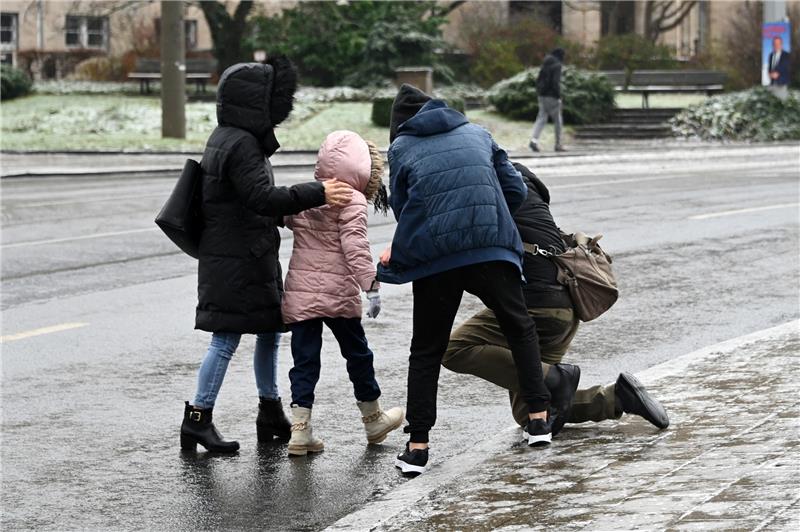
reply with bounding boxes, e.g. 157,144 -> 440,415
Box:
615,373 -> 670,429
256,397 -> 291,442
180,401 -> 240,453
545,363 -> 581,436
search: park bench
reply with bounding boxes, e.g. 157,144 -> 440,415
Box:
599,70 -> 726,108
128,58 -> 217,94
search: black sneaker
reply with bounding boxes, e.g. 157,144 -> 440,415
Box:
394,443 -> 428,476
528,139 -> 540,152
522,417 -> 552,447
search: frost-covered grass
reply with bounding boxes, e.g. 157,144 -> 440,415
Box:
1,94 -> 214,151
34,80 -> 143,95
1,93 -> 553,152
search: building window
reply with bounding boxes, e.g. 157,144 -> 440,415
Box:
1,12 -> 18,50
154,19 -> 199,50
65,15 -> 109,49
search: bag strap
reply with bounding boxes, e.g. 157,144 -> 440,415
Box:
523,242 -> 555,257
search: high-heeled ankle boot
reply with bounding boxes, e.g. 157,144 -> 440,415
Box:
256,397 -> 291,442
180,401 -> 240,453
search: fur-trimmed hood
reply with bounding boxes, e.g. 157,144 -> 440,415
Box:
315,130 -> 371,193
216,56 -> 298,154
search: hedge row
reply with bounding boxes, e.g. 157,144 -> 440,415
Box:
670,88 -> 800,141
1,65 -> 33,100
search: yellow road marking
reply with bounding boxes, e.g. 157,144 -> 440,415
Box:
1,322 -> 89,343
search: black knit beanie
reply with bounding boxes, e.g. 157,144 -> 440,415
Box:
389,84 -> 432,143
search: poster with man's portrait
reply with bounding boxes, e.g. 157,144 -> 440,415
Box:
763,21 -> 791,87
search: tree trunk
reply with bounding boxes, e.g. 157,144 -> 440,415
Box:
199,1 -> 254,75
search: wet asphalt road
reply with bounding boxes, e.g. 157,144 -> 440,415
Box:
2,145 -> 799,530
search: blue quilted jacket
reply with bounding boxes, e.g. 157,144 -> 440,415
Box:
377,99 -> 527,284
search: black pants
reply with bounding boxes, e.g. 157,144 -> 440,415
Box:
289,317 -> 381,408
407,261 -> 550,443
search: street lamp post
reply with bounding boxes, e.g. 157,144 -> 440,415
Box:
161,0 -> 186,139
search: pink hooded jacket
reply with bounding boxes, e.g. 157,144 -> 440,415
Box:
282,131 -> 378,324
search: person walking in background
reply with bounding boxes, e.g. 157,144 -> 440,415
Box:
282,130 -> 403,457
444,162 -> 669,433
380,84 -> 554,477
530,48 -> 566,153
180,59 -> 353,454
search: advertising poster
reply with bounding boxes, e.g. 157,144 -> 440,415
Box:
762,21 -> 791,86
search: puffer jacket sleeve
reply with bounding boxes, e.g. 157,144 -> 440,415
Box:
387,147 -> 408,223
227,135 -> 326,216
552,63 -> 562,99
491,140 -> 527,214
338,200 -> 378,292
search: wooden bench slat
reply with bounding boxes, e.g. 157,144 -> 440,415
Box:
597,70 -> 727,108
128,58 -> 217,94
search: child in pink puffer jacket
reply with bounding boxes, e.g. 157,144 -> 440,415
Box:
282,130 -> 404,456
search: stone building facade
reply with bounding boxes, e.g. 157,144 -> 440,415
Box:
1,1 -> 793,80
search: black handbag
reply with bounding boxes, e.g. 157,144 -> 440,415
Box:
155,159 -> 203,259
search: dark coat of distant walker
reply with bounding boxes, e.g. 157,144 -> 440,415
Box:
196,60 -> 325,333
536,48 -> 565,99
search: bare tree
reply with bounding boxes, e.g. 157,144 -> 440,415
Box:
430,1 -> 467,17
643,0 -> 698,43
197,0 -> 253,75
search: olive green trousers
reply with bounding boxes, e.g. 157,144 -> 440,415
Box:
443,307 -> 621,427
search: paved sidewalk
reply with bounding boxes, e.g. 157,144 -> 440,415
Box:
0,151 -> 319,177
331,321 -> 800,531
4,143 -> 797,178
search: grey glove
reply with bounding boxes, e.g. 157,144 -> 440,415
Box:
366,290 -> 381,319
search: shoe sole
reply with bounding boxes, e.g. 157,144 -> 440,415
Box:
180,433 -> 239,453
287,443 -> 324,456
257,425 -> 291,443
394,458 -> 426,476
366,416 -> 404,445
522,430 -> 552,447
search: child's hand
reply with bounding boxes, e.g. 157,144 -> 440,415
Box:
366,290 -> 381,319
379,245 -> 391,266
323,179 -> 353,207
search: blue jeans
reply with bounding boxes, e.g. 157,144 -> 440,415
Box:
289,317 -> 381,408
193,332 -> 281,409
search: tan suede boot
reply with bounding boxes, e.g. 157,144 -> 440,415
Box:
287,406 -> 324,456
357,400 -> 404,444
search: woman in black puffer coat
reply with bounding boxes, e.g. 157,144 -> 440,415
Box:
180,58 -> 352,453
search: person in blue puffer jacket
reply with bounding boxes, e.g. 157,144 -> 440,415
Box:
378,84 -> 552,476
